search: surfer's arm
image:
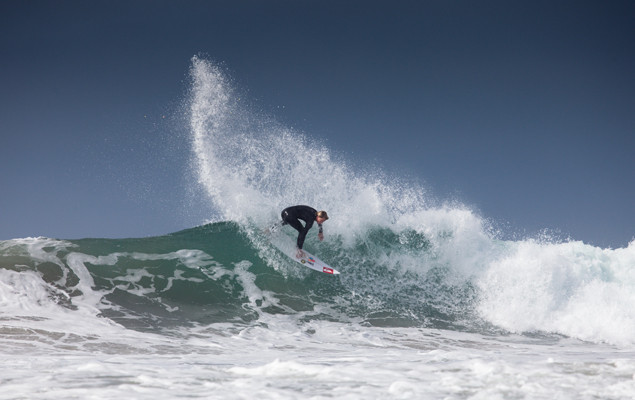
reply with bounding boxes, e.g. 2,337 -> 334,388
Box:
317,224 -> 324,241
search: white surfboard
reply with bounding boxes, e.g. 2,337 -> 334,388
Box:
268,231 -> 340,275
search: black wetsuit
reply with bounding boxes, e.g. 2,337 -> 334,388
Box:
281,205 -> 323,249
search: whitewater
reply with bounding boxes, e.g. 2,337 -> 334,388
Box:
1,57 -> 634,399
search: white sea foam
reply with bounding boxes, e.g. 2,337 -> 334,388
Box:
3,319 -> 633,400
478,239 -> 635,345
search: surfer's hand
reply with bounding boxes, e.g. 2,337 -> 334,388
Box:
318,232 -> 324,241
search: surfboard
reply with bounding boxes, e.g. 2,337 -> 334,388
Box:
292,247 -> 340,275
267,231 -> 340,275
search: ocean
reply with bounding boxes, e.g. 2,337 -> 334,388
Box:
1,57 -> 634,399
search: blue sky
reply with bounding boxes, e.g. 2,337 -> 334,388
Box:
1,1 -> 633,248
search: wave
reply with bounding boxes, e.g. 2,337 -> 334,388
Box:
1,221 -> 634,346
1,56 -> 632,348
187,56 -> 635,346
0,223 -> 477,331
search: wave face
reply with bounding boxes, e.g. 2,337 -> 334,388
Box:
0,224 -> 479,333
1,223 -> 634,347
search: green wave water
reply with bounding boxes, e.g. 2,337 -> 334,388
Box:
0,222 -> 481,335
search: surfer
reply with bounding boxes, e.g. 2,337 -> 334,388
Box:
280,205 -> 329,258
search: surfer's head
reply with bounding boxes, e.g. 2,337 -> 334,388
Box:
317,210 -> 329,223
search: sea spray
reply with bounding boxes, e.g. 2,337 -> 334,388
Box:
189,57 -> 437,238
187,57 -> 487,327
187,57 -> 490,276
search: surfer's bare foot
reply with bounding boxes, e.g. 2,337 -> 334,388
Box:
296,249 -> 305,258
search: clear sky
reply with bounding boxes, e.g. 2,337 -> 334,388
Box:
1,0 -> 634,248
